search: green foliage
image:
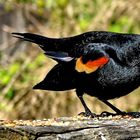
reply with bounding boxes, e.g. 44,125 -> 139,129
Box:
16,0 -> 32,3
0,53 -> 45,101
28,54 -> 46,69
109,16 -> 133,33
0,63 -> 20,85
5,89 -> 15,100
56,0 -> 69,8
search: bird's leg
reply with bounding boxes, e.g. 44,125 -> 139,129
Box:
76,89 -> 96,117
100,100 -> 126,116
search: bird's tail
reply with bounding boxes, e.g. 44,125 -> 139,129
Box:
33,62 -> 76,91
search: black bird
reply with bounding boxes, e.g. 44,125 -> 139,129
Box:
12,31 -> 140,117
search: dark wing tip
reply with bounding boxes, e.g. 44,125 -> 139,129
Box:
12,32 -> 25,39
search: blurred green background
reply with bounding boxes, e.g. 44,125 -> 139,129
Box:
0,0 -> 140,119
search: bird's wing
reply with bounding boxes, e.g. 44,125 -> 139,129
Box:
74,43 -> 110,74
12,31 -> 140,53
12,33 -> 110,73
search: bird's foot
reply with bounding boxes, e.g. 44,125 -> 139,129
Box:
100,111 -> 140,118
78,111 -> 97,118
123,112 -> 140,118
100,111 -> 116,117
100,111 -> 127,117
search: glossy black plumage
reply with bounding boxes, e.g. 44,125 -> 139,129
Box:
12,31 -> 140,116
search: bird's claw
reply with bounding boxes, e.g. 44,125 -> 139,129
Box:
100,111 -> 127,117
78,111 -> 97,118
100,111 -> 116,117
124,112 -> 140,118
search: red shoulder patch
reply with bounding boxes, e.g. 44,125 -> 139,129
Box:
75,56 -> 109,74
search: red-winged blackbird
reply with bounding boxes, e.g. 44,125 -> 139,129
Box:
12,31 -> 140,117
